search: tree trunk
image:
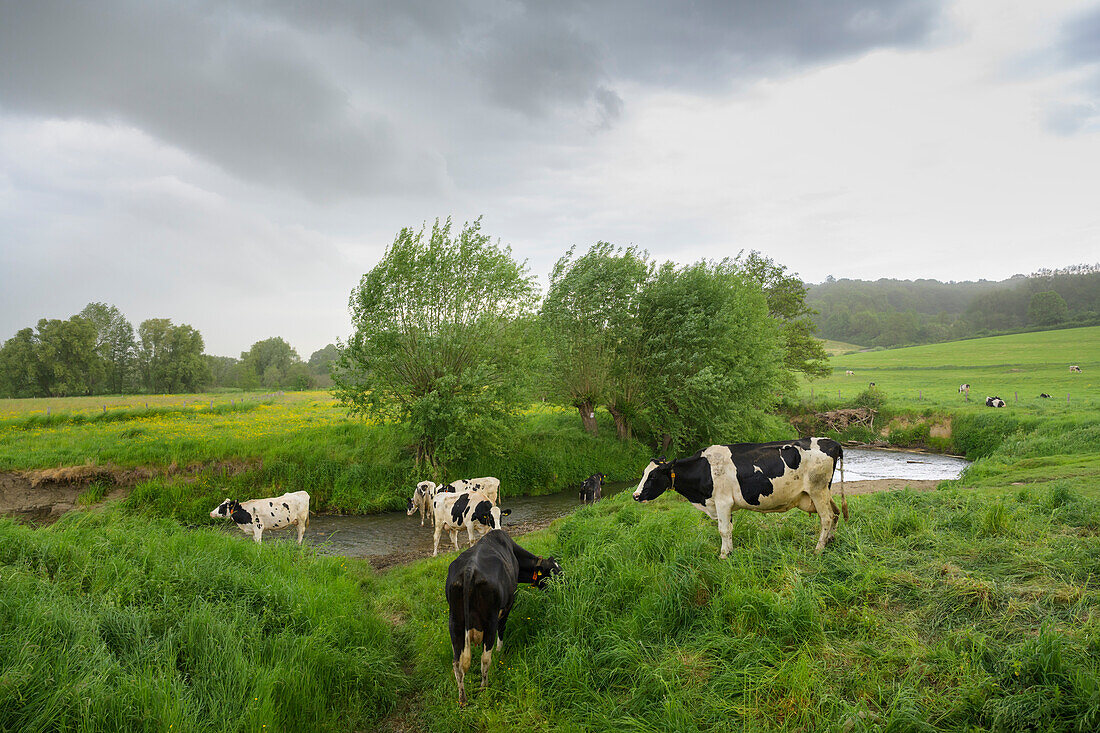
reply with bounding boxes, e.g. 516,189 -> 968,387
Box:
577,401 -> 598,435
607,405 -> 632,441
660,432 -> 673,454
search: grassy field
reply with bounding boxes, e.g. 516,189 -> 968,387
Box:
0,393 -> 649,518
809,326 -> 1099,410
820,339 -> 866,357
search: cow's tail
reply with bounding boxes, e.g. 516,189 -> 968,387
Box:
460,567 -> 474,674
838,449 -> 848,521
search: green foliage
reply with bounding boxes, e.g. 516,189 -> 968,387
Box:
852,386 -> 886,410
80,302 -> 136,394
637,260 -> 782,453
240,336 -> 312,391
334,217 -> 538,466
1029,290 -> 1069,326
35,315 -> 103,396
307,344 -> 339,375
138,318 -> 209,394
0,512 -> 399,732
0,328 -> 41,398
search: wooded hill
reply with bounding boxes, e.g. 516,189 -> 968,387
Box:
807,264 -> 1100,348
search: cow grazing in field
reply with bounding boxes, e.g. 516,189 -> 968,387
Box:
432,490 -> 511,556
210,491 -> 310,544
1040,393 -> 1052,399
868,382 -> 876,387
959,383 -> 970,394
1070,365 -> 1082,372
407,480 -> 439,526
446,530 -> 562,706
985,396 -> 1006,408
579,473 -> 605,503
845,370 -> 854,376
438,477 -> 501,505
633,438 -> 845,556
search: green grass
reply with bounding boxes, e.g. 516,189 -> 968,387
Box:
371,484 -> 1100,731
0,511 -> 400,732
820,339 -> 866,356
808,326 -> 1099,411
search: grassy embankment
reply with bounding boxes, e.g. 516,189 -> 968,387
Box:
0,393 -> 649,520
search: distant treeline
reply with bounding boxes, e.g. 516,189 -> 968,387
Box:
0,302 -> 338,398
808,264 -> 1100,348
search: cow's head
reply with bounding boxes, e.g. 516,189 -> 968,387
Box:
633,458 -> 672,502
472,501 -> 511,529
210,498 -> 237,518
527,556 -> 563,589
406,497 -> 416,514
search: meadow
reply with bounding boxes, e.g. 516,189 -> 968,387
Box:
3,327 -> 1100,731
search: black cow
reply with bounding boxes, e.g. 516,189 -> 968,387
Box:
445,530 -> 562,706
579,473 -> 605,503
633,437 -> 845,556
985,396 -> 1006,407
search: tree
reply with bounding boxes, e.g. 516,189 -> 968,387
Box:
1028,290 -> 1068,326
735,251 -> 829,384
333,217 -> 538,467
0,328 -> 43,398
35,316 -> 102,396
540,242 -> 651,436
138,318 -> 173,393
241,337 -> 300,389
308,344 -> 340,375
635,261 -> 781,454
79,302 -> 135,394
138,319 -> 207,393
205,355 -> 242,389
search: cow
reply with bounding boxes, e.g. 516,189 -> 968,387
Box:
868,382 -> 876,387
1040,393 -> 1052,399
210,491 -> 310,544
959,383 -> 970,394
633,437 -> 845,556
1070,365 -> 1082,373
438,477 -> 501,505
446,530 -> 562,706
407,480 -> 439,526
579,473 -> 605,503
845,370 -> 854,376
432,489 -> 511,556
985,396 -> 1006,408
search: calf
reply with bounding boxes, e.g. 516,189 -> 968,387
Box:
845,370 -> 854,376
446,530 -> 562,706
1040,393 -> 1052,399
579,473 -> 605,503
985,396 -> 1006,408
634,438 -> 845,556
210,491 -> 310,544
1070,365 -> 1082,373
407,480 -> 439,526
432,490 -> 511,556
958,383 -> 970,394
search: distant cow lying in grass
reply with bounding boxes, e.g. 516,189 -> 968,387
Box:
432,490 -> 511,556
579,473 -> 605,503
986,396 -> 1006,408
210,491 -> 310,544
446,530 -> 562,706
1040,393 -> 1052,399
1070,365 -> 1082,372
634,438 -> 845,556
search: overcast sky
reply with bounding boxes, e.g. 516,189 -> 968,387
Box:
2,0 -> 1099,358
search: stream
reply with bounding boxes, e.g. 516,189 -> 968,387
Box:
294,447 -> 971,558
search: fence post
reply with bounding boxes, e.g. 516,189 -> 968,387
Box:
102,405 -> 106,413
838,389 -> 841,399
919,389 -> 922,401
47,407 -> 50,417
1067,393 -> 1070,404
210,399 -> 214,408
1014,391 -> 1018,403
810,387 -> 813,401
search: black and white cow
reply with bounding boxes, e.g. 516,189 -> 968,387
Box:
633,438 -> 845,556
446,530 -> 562,706
1040,393 -> 1052,399
985,396 -> 1006,408
959,383 -> 970,394
432,490 -> 511,556
210,491 -> 310,544
579,473 -> 605,503
845,370 -> 854,376
407,480 -> 439,526
1070,365 -> 1082,373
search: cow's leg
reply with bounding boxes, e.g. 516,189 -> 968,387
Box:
296,518 -> 306,545
497,601 -> 514,651
450,616 -> 467,706
252,525 -> 264,544
466,522 -> 477,546
809,492 -> 835,553
480,618 -> 498,690
433,524 -> 443,556
715,501 -> 735,558
451,529 -> 460,552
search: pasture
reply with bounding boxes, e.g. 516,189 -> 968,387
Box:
807,325 -> 1099,411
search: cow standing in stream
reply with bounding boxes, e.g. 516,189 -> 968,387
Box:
633,437 -> 845,556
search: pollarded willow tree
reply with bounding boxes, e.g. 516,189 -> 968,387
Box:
333,217 -> 538,467
540,242 -> 651,437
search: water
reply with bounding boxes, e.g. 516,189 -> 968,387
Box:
279,448 -> 971,558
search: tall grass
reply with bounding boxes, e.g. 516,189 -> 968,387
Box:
0,511 -> 400,732
374,485 -> 1100,731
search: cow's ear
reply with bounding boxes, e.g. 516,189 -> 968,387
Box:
501,508 -> 512,517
